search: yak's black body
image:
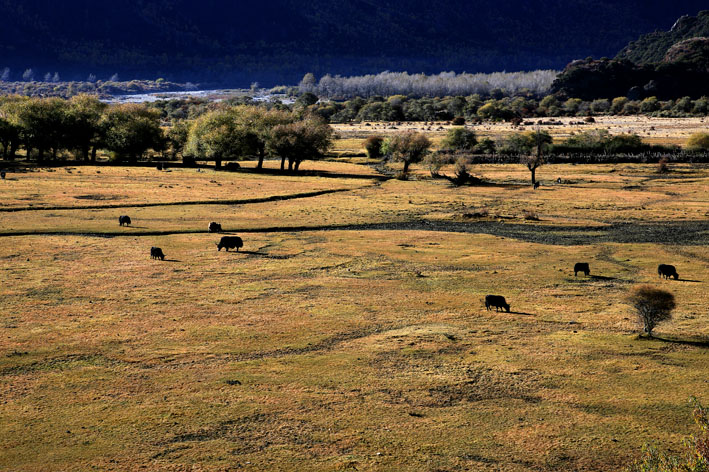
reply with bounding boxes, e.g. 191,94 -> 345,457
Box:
574,262 -> 590,277
485,295 -> 510,312
208,222 -> 223,233
217,236 -> 243,252
150,247 -> 165,260
658,264 -> 679,280
119,215 -> 132,226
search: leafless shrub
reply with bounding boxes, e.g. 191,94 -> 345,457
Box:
626,285 -> 676,336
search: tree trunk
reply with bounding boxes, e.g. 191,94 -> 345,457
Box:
257,148 -> 265,169
82,144 -> 90,162
530,168 -> 536,185
91,146 -> 97,162
280,156 -> 286,170
294,160 -> 301,171
288,159 -> 294,171
403,160 -> 410,174
215,158 -> 222,169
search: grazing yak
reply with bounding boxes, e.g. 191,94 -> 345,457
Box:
217,236 -> 243,252
658,264 -> 679,280
150,247 -> 165,260
485,295 -> 510,312
574,262 -> 590,277
119,215 -> 132,226
208,222 -> 223,233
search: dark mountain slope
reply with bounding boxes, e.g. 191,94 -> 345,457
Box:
0,0 -> 707,85
616,10 -> 709,64
552,11 -> 709,99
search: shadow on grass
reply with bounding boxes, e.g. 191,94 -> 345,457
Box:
590,275 -> 617,281
509,311 -> 535,316
228,250 -> 291,260
638,335 -> 709,348
677,278 -> 702,283
162,259 -> 181,263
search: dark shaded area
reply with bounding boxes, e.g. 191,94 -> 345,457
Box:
0,1 -> 706,85
553,10 -> 709,99
638,335 -> 709,348
2,219 -> 708,247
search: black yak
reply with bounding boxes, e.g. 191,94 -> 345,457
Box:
208,222 -> 223,233
217,236 -> 243,252
658,264 -> 679,280
485,295 -> 510,312
150,247 -> 165,260
119,215 -> 132,226
574,262 -> 590,277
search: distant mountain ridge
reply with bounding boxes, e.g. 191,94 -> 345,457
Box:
552,10 -> 709,99
616,10 -> 709,64
0,0 -> 707,86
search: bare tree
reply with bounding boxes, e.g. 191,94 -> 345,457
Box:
520,128 -> 551,186
627,285 -> 676,337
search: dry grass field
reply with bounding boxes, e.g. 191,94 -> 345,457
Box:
1,160 -> 708,471
331,116 -> 709,152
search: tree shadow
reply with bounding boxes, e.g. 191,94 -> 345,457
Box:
638,335 -> 709,348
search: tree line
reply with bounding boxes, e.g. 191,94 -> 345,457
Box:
0,96 -> 332,169
298,71 -> 558,99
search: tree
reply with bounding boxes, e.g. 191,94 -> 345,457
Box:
295,92 -> 319,108
184,109 -> 254,168
687,133 -> 709,151
65,95 -> 107,161
385,131 -> 431,174
611,97 -> 628,114
167,120 -> 191,163
13,97 -> 69,162
0,68 -> 10,81
299,73 -> 317,93
103,104 -> 164,163
441,127 -> 477,151
0,96 -> 26,159
364,136 -> 384,159
22,69 -> 35,82
233,106 -> 294,169
626,285 -> 676,337
267,117 -> 333,171
515,130 -> 551,186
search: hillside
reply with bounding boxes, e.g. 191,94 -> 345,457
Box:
616,10 -> 709,64
0,0 -> 707,86
552,10 -> 709,100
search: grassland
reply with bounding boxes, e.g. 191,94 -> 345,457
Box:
331,116 -> 709,151
1,160 -> 708,471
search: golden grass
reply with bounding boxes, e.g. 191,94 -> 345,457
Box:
332,116 -> 709,150
1,162 -> 708,471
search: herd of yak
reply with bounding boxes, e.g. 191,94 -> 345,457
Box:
119,215 -> 681,313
